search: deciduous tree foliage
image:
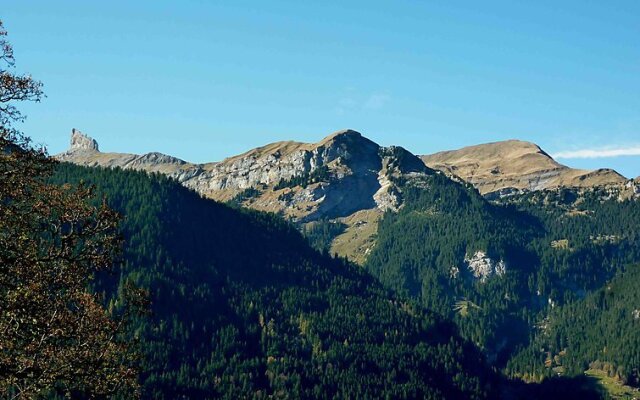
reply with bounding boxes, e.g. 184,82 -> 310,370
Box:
0,20 -> 140,398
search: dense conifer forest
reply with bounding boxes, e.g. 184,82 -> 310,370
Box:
48,163 -> 640,399
507,263 -> 640,385
50,163 -> 496,399
365,172 -> 640,391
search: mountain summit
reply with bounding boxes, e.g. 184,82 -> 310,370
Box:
420,139 -> 626,196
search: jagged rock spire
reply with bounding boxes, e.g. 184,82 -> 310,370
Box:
70,128 -> 99,151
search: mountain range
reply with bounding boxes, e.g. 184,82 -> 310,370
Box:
57,128 -> 639,263
51,136 -> 640,398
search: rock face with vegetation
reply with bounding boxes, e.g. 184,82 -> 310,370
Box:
48,131 -> 640,398
59,130 -> 634,264
50,148 -> 640,399
58,128 -> 434,260
58,129 -> 430,219
420,139 -> 627,197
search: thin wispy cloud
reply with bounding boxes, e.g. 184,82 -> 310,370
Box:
553,145 -> 640,159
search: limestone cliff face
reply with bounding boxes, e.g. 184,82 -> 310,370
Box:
464,251 -> 506,283
56,129 -> 433,223
420,140 -> 627,197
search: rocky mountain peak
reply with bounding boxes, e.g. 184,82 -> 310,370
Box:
319,129 -> 364,144
55,128 -> 632,263
56,128 -> 436,260
314,129 -> 379,160
70,128 -> 99,152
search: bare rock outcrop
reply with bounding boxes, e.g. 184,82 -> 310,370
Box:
464,251 -> 506,283
70,128 -> 99,151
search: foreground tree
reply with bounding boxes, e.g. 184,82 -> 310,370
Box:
0,20 -> 141,398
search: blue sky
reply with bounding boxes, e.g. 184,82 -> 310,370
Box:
3,1 -> 640,177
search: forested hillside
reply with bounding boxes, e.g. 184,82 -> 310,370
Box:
507,263 -> 640,386
50,163 -> 495,399
4,6 -> 639,398
365,172 -> 640,385
366,173 -> 541,364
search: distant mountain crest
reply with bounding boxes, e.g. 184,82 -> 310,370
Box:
420,139 -> 627,196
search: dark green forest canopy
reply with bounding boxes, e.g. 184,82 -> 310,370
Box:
50,163 -> 495,400
507,263 -> 640,386
49,163 -> 640,398
365,173 -> 640,385
503,190 -> 640,386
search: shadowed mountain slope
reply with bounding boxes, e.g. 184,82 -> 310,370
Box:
50,163 -> 496,399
